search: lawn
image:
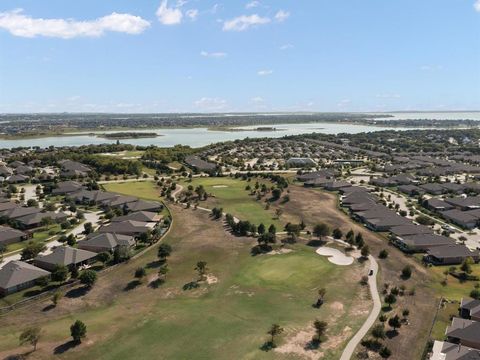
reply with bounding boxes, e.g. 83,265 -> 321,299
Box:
180,177 -> 284,228
428,264 -> 480,301
0,206 -> 370,360
102,181 -> 169,217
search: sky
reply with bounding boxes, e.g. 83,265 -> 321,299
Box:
0,0 -> 479,113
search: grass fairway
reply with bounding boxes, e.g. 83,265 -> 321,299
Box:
103,181 -> 160,201
181,177 -> 283,228
0,206 -> 369,360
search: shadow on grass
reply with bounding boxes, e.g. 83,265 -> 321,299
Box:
149,278 -> 165,289
386,330 -> 399,339
124,280 -> 141,291
304,339 -> 321,350
306,240 -> 327,247
260,341 -> 276,352
65,286 -> 89,299
250,245 -> 272,256
53,340 -> 78,355
4,350 -> 34,360
182,281 -> 199,291
42,304 -> 56,312
146,259 -> 166,269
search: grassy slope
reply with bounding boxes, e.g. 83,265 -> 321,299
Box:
0,201 -> 368,360
180,177 -> 283,228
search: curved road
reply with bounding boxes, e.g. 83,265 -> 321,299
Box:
340,255 -> 381,360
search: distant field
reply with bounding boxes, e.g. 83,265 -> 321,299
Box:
180,177 -> 284,228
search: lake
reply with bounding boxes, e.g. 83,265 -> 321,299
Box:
0,122 -> 414,149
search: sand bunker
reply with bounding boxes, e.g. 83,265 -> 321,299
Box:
316,247 -> 354,266
212,185 -> 228,188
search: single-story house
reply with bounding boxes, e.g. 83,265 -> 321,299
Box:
445,197 -> 480,211
446,318 -> 480,349
34,246 -> 97,271
7,174 -> 30,184
425,245 -> 480,265
97,220 -> 151,236
78,232 -> 135,253
52,181 -> 84,195
390,224 -> 433,238
0,260 -> 50,296
16,211 -> 69,229
420,183 -> 445,195
323,181 -> 352,191
112,211 -> 162,223
442,210 -> 479,230
0,226 -> 27,245
460,298 -> 480,321
393,234 -> 456,252
397,185 -> 425,196
125,200 -> 163,213
429,340 -> 480,360
185,156 -> 216,172
425,198 -> 455,212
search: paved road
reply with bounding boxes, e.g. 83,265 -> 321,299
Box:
340,255 -> 380,360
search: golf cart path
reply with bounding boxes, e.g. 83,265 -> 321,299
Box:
340,255 -> 380,360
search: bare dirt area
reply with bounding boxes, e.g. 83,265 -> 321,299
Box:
282,185 -> 439,360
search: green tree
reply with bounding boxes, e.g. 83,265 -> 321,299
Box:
19,327 -> 41,352
52,290 -> 64,307
158,264 -> 169,280
158,243 -> 172,261
361,245 -> 370,258
79,270 -> 97,288
371,324 -> 386,339
20,241 -> 46,261
195,261 -> 208,281
388,315 -> 402,332
258,223 -> 266,235
312,320 -> 327,343
384,293 -> 397,309
401,266 -> 412,280
332,228 -> 343,239
134,267 -> 146,282
70,320 -> 87,344
461,257 -> 474,275
51,264 -> 69,282
379,249 -> 388,259
313,223 -> 330,240
97,252 -> 112,267
267,324 -> 284,346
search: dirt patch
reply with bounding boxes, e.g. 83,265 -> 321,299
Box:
275,328 -> 320,360
267,248 -> 293,255
330,301 -> 344,312
205,274 -> 218,284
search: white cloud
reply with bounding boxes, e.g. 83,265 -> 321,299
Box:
474,0 -> 480,12
246,1 -> 260,9
156,0 -> 183,25
186,9 -> 198,20
200,50 -> 227,58
194,97 -> 228,111
274,10 -> 290,22
257,69 -> 273,76
223,14 -> 270,31
251,96 -> 264,103
279,43 -> 293,50
0,9 -> 150,38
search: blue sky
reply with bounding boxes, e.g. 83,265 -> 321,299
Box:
0,0 -> 479,113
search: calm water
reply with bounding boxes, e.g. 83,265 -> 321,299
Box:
0,111 -> 478,149
0,122 -> 415,149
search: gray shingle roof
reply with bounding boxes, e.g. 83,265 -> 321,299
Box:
34,246 -> 97,267
0,261 -> 49,290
